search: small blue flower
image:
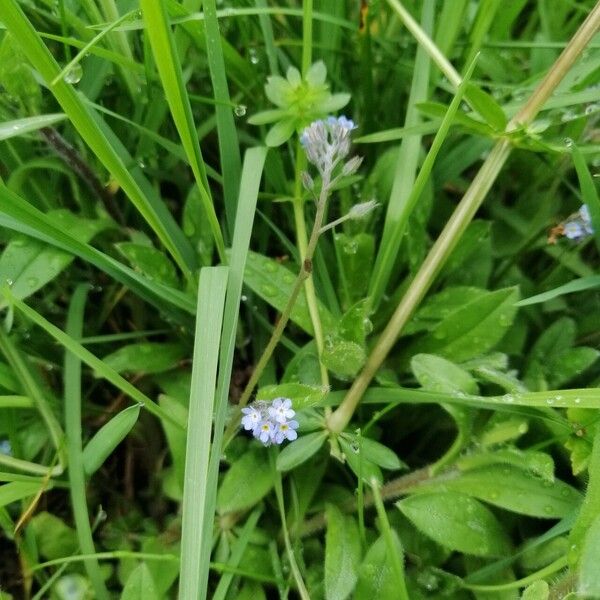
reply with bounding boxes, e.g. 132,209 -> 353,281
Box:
257,419 -> 277,445
275,420 -> 299,444
300,115 -> 358,175
564,220 -> 586,240
268,397 -> 295,423
241,406 -> 263,433
240,397 -> 299,446
580,203 -> 594,234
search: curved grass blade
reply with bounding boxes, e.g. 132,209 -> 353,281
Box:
64,284 -> 109,600
140,0 -> 226,261
515,275 -> 600,306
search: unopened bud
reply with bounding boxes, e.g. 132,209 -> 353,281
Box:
342,155 -> 363,176
301,171 -> 314,191
348,199 -> 378,220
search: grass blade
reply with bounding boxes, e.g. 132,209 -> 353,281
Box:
202,0 -> 242,236
140,0 -> 226,260
571,142 -> 600,252
368,0 -> 434,309
179,266 -> 229,600
64,284 -> 109,600
0,114 -> 66,141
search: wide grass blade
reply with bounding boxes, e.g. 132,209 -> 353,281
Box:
178,266 -> 228,600
140,0 -> 226,260
1,0 -> 196,276
64,284 -> 109,600
198,147 -> 267,596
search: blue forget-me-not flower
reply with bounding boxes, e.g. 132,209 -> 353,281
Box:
560,204 -> 594,241
241,398 -> 299,446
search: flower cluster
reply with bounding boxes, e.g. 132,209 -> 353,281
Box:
241,398 -> 299,446
300,116 -> 359,175
549,204 -> 595,243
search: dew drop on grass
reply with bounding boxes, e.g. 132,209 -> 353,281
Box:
261,283 -> 277,297
27,277 -> 39,288
64,63 -> 83,84
234,104 -> 247,117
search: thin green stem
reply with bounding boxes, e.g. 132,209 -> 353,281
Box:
272,451 -> 311,600
64,285 -> 109,600
327,0 -> 600,434
230,168 -> 332,428
293,144 -> 330,387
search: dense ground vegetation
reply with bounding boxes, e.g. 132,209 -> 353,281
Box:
1,0 -> 600,598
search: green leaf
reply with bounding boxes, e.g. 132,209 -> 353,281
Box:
404,287 -> 487,336
276,431 -> 327,471
338,436 -> 383,485
464,83 -> 507,130
116,243 -> 179,288
83,405 -> 140,475
182,186 -> 215,266
417,465 -> 580,518
411,354 -> 479,395
242,250 -> 335,335
121,563 -> 159,600
256,382 -> 329,411
325,503 -> 361,600
397,492 -> 511,557
100,343 -> 186,375
547,347 -> 599,388
0,481 -> 46,508
265,119 -> 297,147
342,433 -> 405,470
322,337 -> 366,379
521,580 -> 549,600
216,447 -> 275,514
0,210 -> 110,306
30,512 -> 78,560
355,535 -> 404,600
578,514 -> 600,597
406,287 -> 520,361
0,33 -> 41,112
338,298 -> 371,345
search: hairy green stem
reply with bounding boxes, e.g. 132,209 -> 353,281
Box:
223,174 -> 331,443
293,144 -> 330,387
328,0 -> 600,434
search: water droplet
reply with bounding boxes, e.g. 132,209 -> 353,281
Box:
248,48 -> 260,64
564,137 -> 574,147
234,104 -> 247,117
543,505 -> 554,515
362,318 -> 373,334
241,294 -> 248,302
260,284 -> 277,297
343,240 -> 358,255
546,398 -> 555,405
64,63 -> 83,84
433,330 -> 446,340
575,397 -> 582,404
5,279 -> 13,286
27,277 -> 39,288
282,273 -> 294,284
